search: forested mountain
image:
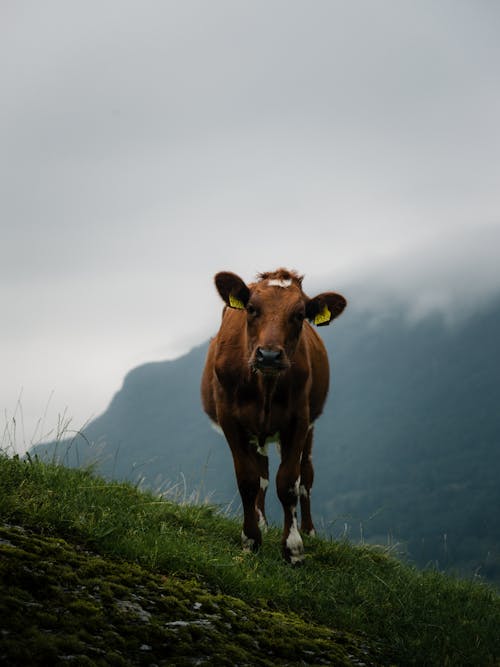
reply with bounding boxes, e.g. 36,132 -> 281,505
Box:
33,297 -> 500,582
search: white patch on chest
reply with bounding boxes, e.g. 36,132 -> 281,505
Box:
250,433 -> 279,456
267,278 -> 292,288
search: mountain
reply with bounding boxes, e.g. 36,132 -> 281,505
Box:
32,297 -> 500,583
314,300 -> 500,581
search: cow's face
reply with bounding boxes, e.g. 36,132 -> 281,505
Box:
214,270 -> 346,376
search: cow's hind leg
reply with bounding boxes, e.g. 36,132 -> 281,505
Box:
299,427 -> 316,536
276,445 -> 304,565
255,439 -> 270,532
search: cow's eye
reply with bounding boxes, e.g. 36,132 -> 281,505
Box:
293,311 -> 305,324
247,304 -> 258,317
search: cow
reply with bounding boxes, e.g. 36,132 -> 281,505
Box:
201,268 -> 346,564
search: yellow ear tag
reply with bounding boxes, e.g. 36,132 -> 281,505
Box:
229,295 -> 245,310
314,304 -> 331,325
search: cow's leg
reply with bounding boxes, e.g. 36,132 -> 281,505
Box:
222,421 -> 262,552
234,455 -> 262,552
276,425 -> 307,565
299,426 -> 316,536
255,443 -> 270,532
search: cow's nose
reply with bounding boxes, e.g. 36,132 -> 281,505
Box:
256,347 -> 283,367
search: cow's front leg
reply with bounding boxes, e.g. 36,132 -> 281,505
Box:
255,442 -> 270,532
276,424 -> 308,565
222,420 -> 262,552
236,454 -> 262,552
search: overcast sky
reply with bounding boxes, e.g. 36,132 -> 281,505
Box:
1,1 -> 499,451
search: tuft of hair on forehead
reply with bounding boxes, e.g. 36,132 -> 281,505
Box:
256,268 -> 304,287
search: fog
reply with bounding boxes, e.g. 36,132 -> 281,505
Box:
1,1 -> 499,449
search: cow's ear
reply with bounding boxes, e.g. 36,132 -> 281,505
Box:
214,272 -> 250,310
306,292 -> 347,326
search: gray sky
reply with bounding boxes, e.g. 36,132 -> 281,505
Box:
1,1 -> 499,451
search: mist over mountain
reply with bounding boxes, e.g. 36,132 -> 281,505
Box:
33,295 -> 500,582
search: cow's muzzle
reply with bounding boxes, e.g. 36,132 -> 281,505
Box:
253,347 -> 287,374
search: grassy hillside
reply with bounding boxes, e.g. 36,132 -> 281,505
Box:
30,298 -> 500,582
1,454 -> 499,665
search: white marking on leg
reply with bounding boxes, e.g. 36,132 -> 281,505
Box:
290,477 -> 301,497
260,476 -> 269,491
250,433 -> 279,457
299,484 -> 309,498
286,512 -> 304,564
268,279 -> 292,288
241,531 -> 255,553
257,509 -> 268,532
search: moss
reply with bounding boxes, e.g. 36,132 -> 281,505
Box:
0,524 -> 378,665
4,456 -> 498,664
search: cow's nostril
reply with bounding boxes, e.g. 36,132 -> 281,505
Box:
256,348 -> 283,366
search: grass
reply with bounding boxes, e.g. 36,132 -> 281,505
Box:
1,451 -> 499,665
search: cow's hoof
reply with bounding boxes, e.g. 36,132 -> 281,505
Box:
283,522 -> 305,565
283,546 -> 305,566
241,531 -> 260,553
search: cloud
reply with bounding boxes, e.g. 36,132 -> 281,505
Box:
1,0 -> 499,448
341,222 -> 500,320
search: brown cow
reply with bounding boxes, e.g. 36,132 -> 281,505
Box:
201,268 -> 346,564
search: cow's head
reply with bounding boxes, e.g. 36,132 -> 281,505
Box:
214,269 -> 346,375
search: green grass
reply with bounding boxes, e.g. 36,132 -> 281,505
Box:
1,452 -> 499,665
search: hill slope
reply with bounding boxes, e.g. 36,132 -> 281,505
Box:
1,526 -> 368,666
1,454 -> 500,666
32,297 -> 500,582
